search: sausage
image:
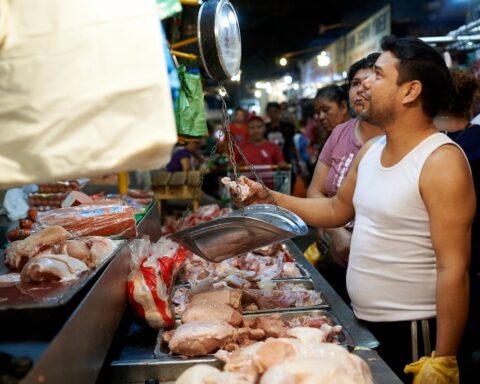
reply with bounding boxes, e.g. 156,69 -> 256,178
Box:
27,208 -> 38,222
19,219 -> 33,229
6,228 -> 31,241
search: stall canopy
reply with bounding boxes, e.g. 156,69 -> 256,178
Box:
0,0 -> 177,187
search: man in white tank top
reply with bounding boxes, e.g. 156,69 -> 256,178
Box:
240,36 -> 475,383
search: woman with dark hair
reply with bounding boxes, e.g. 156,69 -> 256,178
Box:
434,69 -> 480,383
306,53 -> 383,303
314,84 -> 351,139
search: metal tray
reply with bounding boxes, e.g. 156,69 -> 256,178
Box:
172,279 -> 329,317
155,309 -> 353,360
170,204 -> 308,262
0,239 -> 125,310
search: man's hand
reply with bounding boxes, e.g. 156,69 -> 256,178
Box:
232,176 -> 273,206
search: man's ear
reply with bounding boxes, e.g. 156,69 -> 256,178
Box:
402,80 -> 422,105
340,100 -> 349,114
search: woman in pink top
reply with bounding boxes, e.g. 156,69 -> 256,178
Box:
307,53 -> 383,302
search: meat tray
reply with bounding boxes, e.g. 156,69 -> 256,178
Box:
154,309 -> 354,361
172,278 -> 330,318
0,239 -> 125,310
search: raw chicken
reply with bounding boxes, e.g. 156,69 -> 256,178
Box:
189,289 -> 243,312
260,357 -> 371,384
182,303 -> 243,326
217,330 -> 372,383
20,254 -> 89,282
175,364 -> 255,384
165,320 -> 237,356
4,225 -> 72,270
221,177 -> 251,201
63,237 -> 116,268
243,287 -> 324,310
252,243 -> 281,256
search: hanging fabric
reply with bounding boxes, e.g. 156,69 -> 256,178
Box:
0,0 -> 177,187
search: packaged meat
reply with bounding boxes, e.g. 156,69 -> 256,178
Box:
61,191 -> 93,208
127,237 -> 191,329
33,204 -> 137,238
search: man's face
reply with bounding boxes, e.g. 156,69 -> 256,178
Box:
359,51 -> 400,128
349,68 -> 374,116
266,107 -> 281,121
234,110 -> 246,124
248,119 -> 266,142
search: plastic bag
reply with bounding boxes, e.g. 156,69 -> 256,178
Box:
33,204 -> 137,238
127,236 -> 190,328
404,352 -> 459,384
175,66 -> 208,138
3,188 -> 29,221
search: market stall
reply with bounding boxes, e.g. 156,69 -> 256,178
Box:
98,203 -> 401,384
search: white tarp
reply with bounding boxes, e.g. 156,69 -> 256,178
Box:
0,0 -> 177,187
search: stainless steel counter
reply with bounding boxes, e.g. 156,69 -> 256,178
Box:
2,203 -> 162,384
104,213 -> 401,383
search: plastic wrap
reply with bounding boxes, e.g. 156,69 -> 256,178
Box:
127,237 -> 191,329
33,204 -> 137,238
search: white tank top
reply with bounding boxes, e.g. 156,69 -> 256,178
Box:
348,132 -> 458,322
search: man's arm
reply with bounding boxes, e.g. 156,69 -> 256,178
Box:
421,144 -> 476,357
241,141 -> 373,228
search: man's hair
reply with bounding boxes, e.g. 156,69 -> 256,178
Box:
314,84 -> 348,106
266,101 -> 281,111
347,52 -> 380,89
441,69 -> 479,119
380,35 -> 453,118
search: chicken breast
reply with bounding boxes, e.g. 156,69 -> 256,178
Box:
182,303 -> 243,326
189,289 -> 243,311
20,254 -> 89,282
167,320 -> 237,356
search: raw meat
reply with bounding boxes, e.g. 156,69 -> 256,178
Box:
182,303 -> 243,326
243,288 -> 324,310
63,237 -> 116,268
165,320 -> 237,356
175,365 -> 255,384
4,225 -> 72,270
221,177 -> 251,201
260,357 -> 371,384
20,254 -> 89,282
189,289 -> 243,312
217,330 -> 372,383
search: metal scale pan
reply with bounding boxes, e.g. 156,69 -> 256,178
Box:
171,204 -> 308,263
